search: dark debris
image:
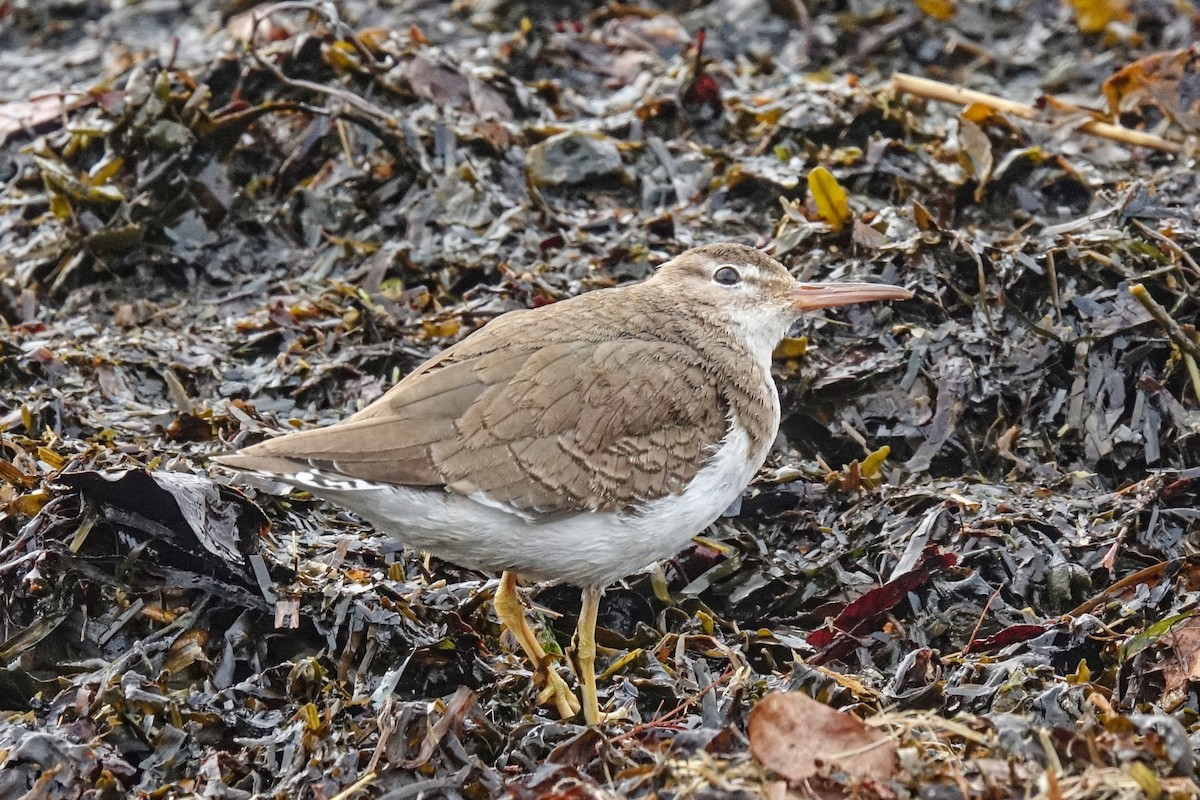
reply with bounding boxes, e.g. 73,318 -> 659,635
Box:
3,0 -> 1200,797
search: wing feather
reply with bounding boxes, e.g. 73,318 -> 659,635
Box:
221,303 -> 732,515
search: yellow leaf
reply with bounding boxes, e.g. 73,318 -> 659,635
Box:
915,0 -> 956,21
300,702 -> 322,732
357,27 -> 391,52
0,459 -> 31,487
37,448 -> 64,470
49,193 -> 72,219
1066,658 -> 1091,684
1127,762 -> 1162,800
772,336 -> 808,360
69,512 -> 96,553
807,166 -> 850,231
322,40 -> 361,72
1067,0 -> 1132,34
860,445 -> 891,479
962,102 -> 999,124
423,318 -> 461,338
10,490 -> 50,518
88,156 -> 124,184
378,278 -> 406,300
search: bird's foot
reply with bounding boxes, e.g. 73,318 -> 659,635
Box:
534,665 -> 582,719
586,705 -> 630,726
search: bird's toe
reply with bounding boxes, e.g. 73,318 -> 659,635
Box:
535,669 -> 582,719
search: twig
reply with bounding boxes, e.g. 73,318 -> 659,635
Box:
1069,554 -> 1191,618
856,12 -> 919,61
960,581 -> 1005,655
375,767 -> 473,800
1185,352 -> 1200,406
892,72 -> 1183,154
786,0 -> 813,64
1039,199 -> 1123,237
608,666 -> 734,743
366,695 -> 396,774
1129,284 -> 1200,363
953,232 -> 996,336
1100,519 -> 1129,572
396,686 -> 475,769
242,37 -> 423,174
251,52 -> 394,125
646,136 -> 687,206
328,771 -> 378,800
1046,250 -> 1061,321
1130,218 -> 1200,280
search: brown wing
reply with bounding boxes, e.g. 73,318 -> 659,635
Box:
221,324 -> 728,515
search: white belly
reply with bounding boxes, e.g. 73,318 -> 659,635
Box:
301,424 -> 765,587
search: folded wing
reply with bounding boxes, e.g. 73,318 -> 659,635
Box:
218,324 -> 728,517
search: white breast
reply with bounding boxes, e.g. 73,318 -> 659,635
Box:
294,421 -> 770,588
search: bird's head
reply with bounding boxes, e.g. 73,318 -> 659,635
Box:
650,243 -> 912,354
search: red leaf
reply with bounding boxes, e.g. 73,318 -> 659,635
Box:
808,545 -> 958,654
965,623 -> 1050,653
680,28 -> 722,120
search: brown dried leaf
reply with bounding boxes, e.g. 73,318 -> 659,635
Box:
851,219 -> 887,249
0,93 -> 93,143
912,200 -> 938,231
163,628 -> 211,676
406,54 -> 512,121
748,692 -> 897,783
1103,46 -> 1200,132
1162,615 -> 1200,706
957,118 -> 993,200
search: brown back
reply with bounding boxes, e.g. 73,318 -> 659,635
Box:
223,277 -> 779,516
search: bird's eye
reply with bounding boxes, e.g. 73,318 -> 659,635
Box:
713,266 -> 741,286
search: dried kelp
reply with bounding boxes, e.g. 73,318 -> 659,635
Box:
2,0 -> 1200,798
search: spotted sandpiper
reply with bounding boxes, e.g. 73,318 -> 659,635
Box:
214,243 -> 910,724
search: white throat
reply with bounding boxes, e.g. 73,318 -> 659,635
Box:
728,306 -> 794,375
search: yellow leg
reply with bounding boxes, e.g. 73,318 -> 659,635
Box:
493,571 -> 581,719
573,587 -> 628,725
576,585 -> 602,726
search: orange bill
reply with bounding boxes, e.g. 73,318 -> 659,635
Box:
790,282 -> 912,311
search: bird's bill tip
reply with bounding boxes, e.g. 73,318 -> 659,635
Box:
790,281 -> 912,311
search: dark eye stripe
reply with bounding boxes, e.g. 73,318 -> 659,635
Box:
713,266 -> 741,285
